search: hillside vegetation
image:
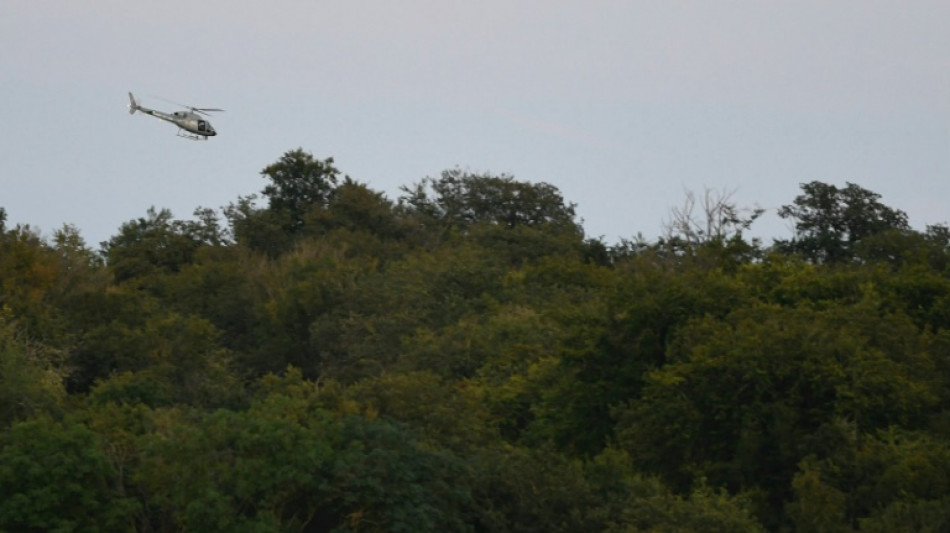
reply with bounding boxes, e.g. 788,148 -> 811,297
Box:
2,149 -> 950,532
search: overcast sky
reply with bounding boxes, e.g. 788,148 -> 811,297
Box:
2,1 -> 948,247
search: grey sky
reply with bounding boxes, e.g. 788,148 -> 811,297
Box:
2,1 -> 948,247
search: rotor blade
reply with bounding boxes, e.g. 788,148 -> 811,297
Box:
149,95 -> 224,113
149,95 -> 188,108
192,108 -> 224,117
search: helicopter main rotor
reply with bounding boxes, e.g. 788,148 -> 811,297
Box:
150,95 -> 224,116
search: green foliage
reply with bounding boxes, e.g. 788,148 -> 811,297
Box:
329,416 -> 475,533
400,169 -> 582,237
102,206 -> 204,283
7,165 -> 950,532
467,445 -> 594,532
343,371 -> 496,452
119,383 -> 475,532
313,177 -> 406,240
260,148 -> 341,232
133,405 -> 337,531
785,429 -> 950,532
0,311 -> 65,427
786,457 -> 851,533
0,416 -> 137,532
614,300 -> 938,527
0,222 -> 64,340
64,286 -> 160,391
86,313 -> 240,408
224,194 -> 295,256
159,245 -> 257,349
247,239 -> 377,378
608,480 -> 766,533
467,446 -> 765,533
777,181 -> 910,263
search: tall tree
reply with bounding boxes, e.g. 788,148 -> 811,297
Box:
400,169 -> 581,236
777,181 -> 909,263
260,148 -> 341,232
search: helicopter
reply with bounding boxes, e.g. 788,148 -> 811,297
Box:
128,92 -> 223,140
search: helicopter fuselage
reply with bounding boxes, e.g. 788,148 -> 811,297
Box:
139,108 -> 216,138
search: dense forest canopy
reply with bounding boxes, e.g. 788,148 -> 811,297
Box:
2,148 -> 950,531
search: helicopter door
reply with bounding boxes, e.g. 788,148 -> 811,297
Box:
197,120 -> 208,132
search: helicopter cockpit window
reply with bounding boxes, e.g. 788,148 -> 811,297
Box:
198,121 -> 207,132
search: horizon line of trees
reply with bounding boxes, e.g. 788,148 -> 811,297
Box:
2,148 -> 950,531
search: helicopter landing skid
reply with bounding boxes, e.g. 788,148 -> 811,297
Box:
177,129 -> 208,141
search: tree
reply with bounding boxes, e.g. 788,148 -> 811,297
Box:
656,187 -> 764,272
182,207 -> 229,247
777,181 -> 909,263
0,416 -> 137,531
786,457 -> 851,533
466,445 -> 595,533
260,148 -> 341,232
132,403 -> 338,532
613,298 -> 938,527
317,178 -> 403,238
0,311 -> 66,427
0,222 -> 61,339
102,207 -> 204,283
342,371 -> 496,452
328,417 -> 475,533
223,194 -> 294,256
786,428 -> 950,531
87,313 -> 240,408
400,169 -> 581,236
663,187 -> 763,248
